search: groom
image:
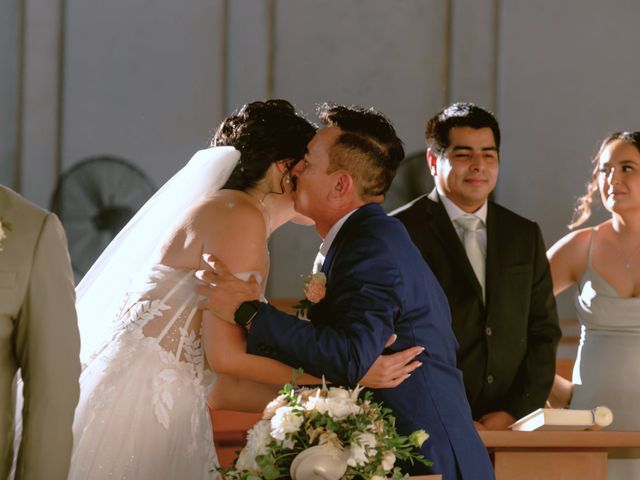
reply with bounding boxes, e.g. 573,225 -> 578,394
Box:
201,104 -> 493,479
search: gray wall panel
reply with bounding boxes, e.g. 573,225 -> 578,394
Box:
0,0 -> 20,189
267,0 -> 449,297
20,0 -> 61,205
497,0 -> 640,317
62,0 -> 226,188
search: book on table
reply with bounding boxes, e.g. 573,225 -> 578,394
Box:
510,406 -> 614,431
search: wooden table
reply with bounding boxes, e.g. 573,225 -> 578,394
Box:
480,430 -> 640,480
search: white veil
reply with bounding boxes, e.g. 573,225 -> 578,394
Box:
75,146 -> 241,364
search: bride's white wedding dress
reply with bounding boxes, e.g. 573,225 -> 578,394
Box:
69,264 -> 228,479
68,147 -> 247,478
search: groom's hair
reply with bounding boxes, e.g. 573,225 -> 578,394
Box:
318,103 -> 404,198
212,99 -> 316,191
426,102 -> 501,155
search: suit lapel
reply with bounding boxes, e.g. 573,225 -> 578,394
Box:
320,204 -> 379,277
484,202 -> 500,311
425,190 -> 485,304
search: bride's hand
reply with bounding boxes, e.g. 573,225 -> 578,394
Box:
358,335 -> 424,389
196,254 -> 261,323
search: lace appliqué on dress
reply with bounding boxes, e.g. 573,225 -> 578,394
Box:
117,297 -> 207,444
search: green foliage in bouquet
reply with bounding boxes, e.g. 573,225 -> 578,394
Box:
218,382 -> 431,480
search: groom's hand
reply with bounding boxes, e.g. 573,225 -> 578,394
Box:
358,335 -> 425,389
195,254 -> 261,323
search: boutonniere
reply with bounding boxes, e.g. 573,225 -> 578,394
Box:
0,218 -> 12,252
293,272 -> 327,319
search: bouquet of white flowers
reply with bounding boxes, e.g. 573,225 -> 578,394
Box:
219,382 -> 430,480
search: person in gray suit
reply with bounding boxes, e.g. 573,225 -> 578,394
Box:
0,185 -> 81,479
392,103 -> 561,430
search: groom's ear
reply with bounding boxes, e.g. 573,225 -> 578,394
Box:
332,172 -> 355,198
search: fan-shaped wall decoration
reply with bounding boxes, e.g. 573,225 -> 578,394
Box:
51,155 -> 156,282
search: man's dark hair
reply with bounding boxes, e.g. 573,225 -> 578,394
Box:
317,103 -> 405,198
212,99 -> 316,191
425,102 -> 501,155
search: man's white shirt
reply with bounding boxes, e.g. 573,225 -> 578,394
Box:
312,208 -> 359,273
438,192 -> 488,256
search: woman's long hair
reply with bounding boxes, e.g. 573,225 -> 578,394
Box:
569,131 -> 640,229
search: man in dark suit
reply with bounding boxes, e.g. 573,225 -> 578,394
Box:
202,104 -> 494,479
392,102 -> 561,430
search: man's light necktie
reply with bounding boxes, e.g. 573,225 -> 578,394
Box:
455,214 -> 485,299
312,249 -> 325,274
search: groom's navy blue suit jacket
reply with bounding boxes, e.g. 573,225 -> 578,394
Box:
247,204 -> 494,479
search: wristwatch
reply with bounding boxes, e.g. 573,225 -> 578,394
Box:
234,300 -> 261,330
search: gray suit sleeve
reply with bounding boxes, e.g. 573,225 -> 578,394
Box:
15,214 -> 81,480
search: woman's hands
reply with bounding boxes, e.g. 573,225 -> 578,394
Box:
358,335 -> 424,389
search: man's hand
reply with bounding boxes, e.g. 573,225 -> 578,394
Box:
195,254 -> 261,323
358,334 -> 424,389
478,410 -> 516,430
473,421 -> 486,431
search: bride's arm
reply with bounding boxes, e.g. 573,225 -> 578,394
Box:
195,197 -> 418,404
203,312 -> 321,386
209,374 -> 280,412
195,198 -> 323,393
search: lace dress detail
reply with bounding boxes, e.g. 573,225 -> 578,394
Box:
69,265 -> 220,479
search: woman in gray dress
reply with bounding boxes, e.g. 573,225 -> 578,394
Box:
547,131 -> 640,479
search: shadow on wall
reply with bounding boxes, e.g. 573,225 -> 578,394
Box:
383,151 -> 433,213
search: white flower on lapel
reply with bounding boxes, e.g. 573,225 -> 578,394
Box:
0,218 -> 12,252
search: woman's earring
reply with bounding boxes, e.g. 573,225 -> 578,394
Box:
284,175 -> 291,184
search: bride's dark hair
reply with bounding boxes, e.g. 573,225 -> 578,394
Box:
212,99 -> 316,191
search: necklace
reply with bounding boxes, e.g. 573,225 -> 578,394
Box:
247,190 -> 272,235
610,235 -> 640,270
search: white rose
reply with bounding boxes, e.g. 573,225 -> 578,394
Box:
327,386 -> 350,399
328,397 -> 362,420
298,387 -> 322,404
270,406 -> 303,441
307,396 -> 361,420
346,432 -> 377,467
236,420 -> 271,471
262,394 -> 288,420
302,389 -> 323,412
346,443 -> 368,467
356,432 -> 377,450
381,451 -> 396,471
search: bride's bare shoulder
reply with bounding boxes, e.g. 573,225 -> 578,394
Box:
158,190 -> 267,269
190,190 -> 266,237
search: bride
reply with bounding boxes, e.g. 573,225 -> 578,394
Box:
69,100 -> 418,479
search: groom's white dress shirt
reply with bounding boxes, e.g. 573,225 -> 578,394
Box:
312,208 -> 358,273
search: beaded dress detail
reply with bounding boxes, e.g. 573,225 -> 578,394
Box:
69,265 -> 257,479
